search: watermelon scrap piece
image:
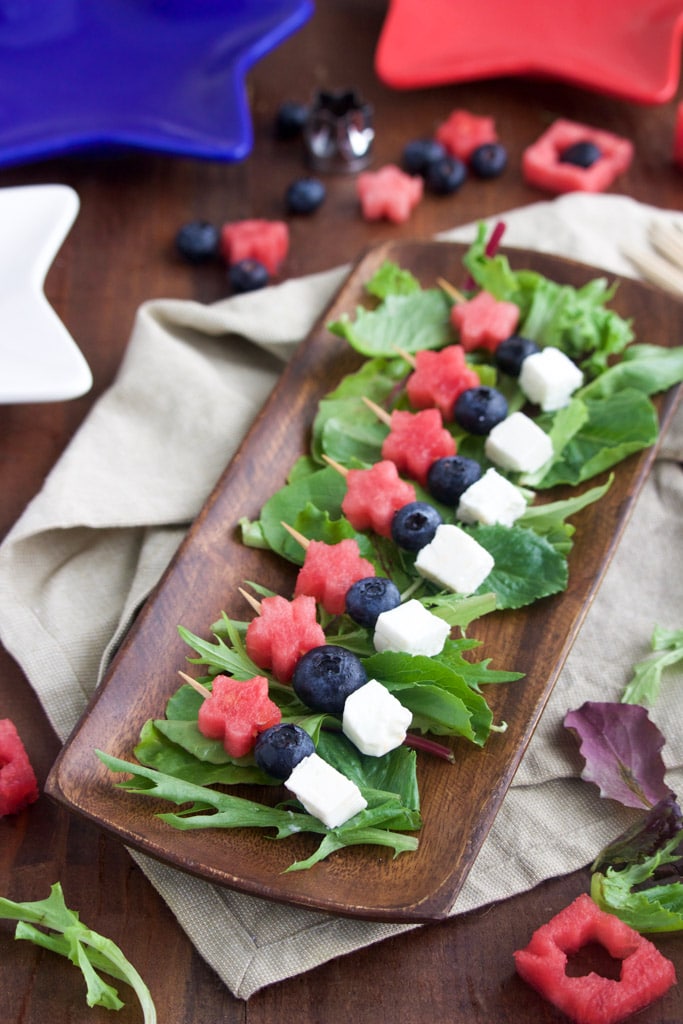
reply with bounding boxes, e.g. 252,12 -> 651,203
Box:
197,674 -> 281,759
450,290 -> 520,353
382,408 -> 456,486
342,460 -> 417,537
674,102 -> 683,169
0,718 -> 39,816
522,119 -> 634,195
356,164 -> 423,223
406,345 -> 480,420
514,893 -> 677,1024
219,218 -> 289,275
245,594 -> 326,683
294,538 -> 376,616
435,109 -> 497,161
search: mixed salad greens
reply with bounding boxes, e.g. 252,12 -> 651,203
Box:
100,226 -> 683,872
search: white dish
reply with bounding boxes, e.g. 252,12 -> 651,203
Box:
0,184 -> 92,404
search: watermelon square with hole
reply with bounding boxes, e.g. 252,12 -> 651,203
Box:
522,119 -> 634,194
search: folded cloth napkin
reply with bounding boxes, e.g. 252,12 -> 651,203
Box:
0,193 -> 682,999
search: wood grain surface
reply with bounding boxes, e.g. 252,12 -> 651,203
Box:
2,2 -> 683,1021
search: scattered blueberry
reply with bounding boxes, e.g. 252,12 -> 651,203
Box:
292,645 -> 368,715
469,142 -> 508,179
424,155 -> 467,195
174,220 -> 219,264
285,177 -> 327,215
274,99 -> 309,140
454,386 -> 508,434
228,258 -> 269,293
427,455 -> 482,505
558,140 -> 602,168
345,576 -> 401,629
401,137 -> 447,176
494,334 -> 541,377
391,501 -> 443,551
253,722 -> 315,780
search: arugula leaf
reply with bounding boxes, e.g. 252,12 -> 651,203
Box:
591,832 -> 683,933
564,701 -> 674,809
0,882 -> 156,1022
621,624 -> 683,706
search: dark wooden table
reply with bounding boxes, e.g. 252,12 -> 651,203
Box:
1,4 -> 682,1021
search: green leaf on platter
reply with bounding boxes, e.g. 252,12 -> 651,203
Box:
135,720 -> 274,786
365,259 -> 422,298
531,388 -> 659,489
517,474 -> 613,553
470,524 -> 569,609
579,343 -> 683,401
363,650 -> 493,746
434,637 -> 525,691
328,289 -> 452,358
591,834 -> 683,933
177,620 -> 260,680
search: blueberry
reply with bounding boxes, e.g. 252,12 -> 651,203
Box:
454,386 -> 508,434
174,220 -> 219,264
469,142 -> 508,179
424,155 -> 467,195
391,501 -> 443,551
427,455 -> 482,505
494,334 -> 541,377
253,723 -> 315,780
558,140 -> 602,168
401,138 -> 447,176
345,576 -> 401,629
292,645 -> 367,715
274,99 -> 309,140
285,177 -> 326,215
228,258 -> 269,293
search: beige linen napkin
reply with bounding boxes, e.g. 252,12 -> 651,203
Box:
0,193 -> 681,998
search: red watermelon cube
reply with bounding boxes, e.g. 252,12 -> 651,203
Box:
435,109 -> 497,161
356,164 -> 423,223
406,346 -> 480,420
219,219 -> 289,275
245,594 -> 326,683
522,119 -> 634,195
197,674 -> 281,759
450,290 -> 520,353
514,893 -> 677,1024
0,718 -> 39,816
294,538 -> 376,616
381,408 -> 456,485
342,460 -> 417,537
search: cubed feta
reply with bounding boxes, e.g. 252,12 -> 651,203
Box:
484,411 -> 553,474
286,753 -> 367,828
373,598 -> 450,657
415,523 -> 494,594
342,679 -> 413,757
518,346 -> 583,411
457,468 -> 527,527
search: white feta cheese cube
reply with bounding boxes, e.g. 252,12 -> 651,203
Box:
285,753 -> 367,828
373,598 -> 450,657
415,523 -> 494,595
342,679 -> 413,757
484,411 -> 553,474
456,468 -> 527,527
518,346 -> 583,411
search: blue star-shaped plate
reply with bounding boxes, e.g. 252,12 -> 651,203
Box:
0,0 -> 313,168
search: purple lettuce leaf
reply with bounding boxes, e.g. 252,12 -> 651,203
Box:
591,793 -> 683,873
564,700 -> 674,809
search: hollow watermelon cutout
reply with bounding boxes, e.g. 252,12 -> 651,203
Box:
522,119 -> 634,195
514,893 -> 677,1024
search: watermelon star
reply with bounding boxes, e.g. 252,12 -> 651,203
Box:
197,675 -> 282,759
450,290 -> 520,353
374,0 -> 683,104
356,164 -> 423,223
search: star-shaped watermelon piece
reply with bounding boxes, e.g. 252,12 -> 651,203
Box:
0,0 -> 312,169
375,0 -> 683,104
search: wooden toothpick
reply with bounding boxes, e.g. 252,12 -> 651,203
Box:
238,586 -> 262,614
322,453 -> 349,477
178,670 -> 211,699
361,395 -> 392,427
280,521 -> 310,550
437,276 -> 467,304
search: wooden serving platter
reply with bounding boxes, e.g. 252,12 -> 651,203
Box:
45,241 -> 683,922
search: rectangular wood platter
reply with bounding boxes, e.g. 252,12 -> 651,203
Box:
45,241 -> 683,922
